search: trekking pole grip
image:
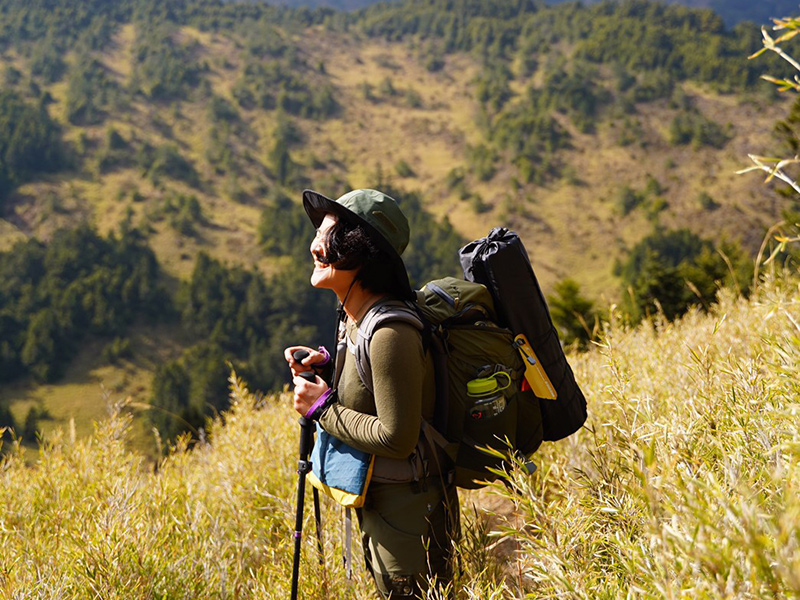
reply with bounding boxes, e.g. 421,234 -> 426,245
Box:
293,349 -> 311,365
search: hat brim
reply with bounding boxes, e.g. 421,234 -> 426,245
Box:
302,189 -> 414,300
302,190 -> 349,229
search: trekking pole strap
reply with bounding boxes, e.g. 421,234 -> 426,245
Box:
313,487 -> 325,566
344,507 -> 353,580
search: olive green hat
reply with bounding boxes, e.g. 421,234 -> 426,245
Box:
302,188 -> 414,299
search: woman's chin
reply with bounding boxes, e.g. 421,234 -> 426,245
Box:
310,267 -> 331,288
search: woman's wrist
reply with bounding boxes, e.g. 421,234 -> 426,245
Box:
316,345 -> 331,366
305,388 -> 334,420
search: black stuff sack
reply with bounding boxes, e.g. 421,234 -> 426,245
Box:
460,227 -> 587,441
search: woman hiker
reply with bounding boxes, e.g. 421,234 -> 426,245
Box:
285,188 -> 460,598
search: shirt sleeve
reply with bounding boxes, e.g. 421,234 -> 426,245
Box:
318,321 -> 424,459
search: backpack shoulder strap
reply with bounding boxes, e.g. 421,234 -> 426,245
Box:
352,300 -> 423,396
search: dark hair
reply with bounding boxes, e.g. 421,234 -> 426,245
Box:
323,218 -> 404,296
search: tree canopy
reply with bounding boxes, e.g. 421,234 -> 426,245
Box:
0,226 -> 164,382
0,91 -> 66,200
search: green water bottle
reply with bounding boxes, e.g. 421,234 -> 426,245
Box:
466,371 -> 511,420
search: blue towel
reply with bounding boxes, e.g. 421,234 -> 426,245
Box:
309,424 -> 375,507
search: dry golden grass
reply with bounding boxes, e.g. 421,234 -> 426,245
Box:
477,273 -> 800,598
1,272 -> 797,598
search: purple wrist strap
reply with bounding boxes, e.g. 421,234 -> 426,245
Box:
305,388 -> 333,420
317,346 -> 330,366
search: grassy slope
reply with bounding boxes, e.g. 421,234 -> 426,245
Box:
0,19 -> 791,440
0,322 -> 190,452
0,273 -> 797,598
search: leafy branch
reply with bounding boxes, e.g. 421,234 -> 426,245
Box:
750,19 -> 800,79
746,17 -> 800,186
744,15 -> 800,263
737,155 -> 800,194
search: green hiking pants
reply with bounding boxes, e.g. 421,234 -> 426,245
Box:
358,478 -> 460,598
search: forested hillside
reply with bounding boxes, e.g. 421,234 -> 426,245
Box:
0,0 -> 793,450
548,0 -> 800,27
260,0 -> 800,28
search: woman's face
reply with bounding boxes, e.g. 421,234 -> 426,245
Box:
309,213 -> 353,293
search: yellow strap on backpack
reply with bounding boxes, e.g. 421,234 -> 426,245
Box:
514,333 -> 557,400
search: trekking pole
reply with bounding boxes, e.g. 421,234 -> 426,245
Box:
291,380 -> 314,600
290,352 -> 325,600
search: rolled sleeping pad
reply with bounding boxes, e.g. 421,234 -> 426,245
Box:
459,227 -> 587,441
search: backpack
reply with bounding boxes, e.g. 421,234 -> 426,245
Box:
353,277 -> 544,489
352,228 -> 587,488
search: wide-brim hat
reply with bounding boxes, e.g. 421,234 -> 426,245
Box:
302,188 -> 414,300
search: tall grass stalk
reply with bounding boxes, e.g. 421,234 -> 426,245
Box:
478,274 -> 800,599
1,275 -> 798,598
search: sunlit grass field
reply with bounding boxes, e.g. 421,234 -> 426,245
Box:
1,273 -> 797,599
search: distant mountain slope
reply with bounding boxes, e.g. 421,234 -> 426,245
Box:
0,0 -> 793,446
260,0 -> 800,27
547,0 -> 800,26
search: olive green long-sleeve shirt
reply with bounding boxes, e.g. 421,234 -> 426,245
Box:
319,318 -> 436,460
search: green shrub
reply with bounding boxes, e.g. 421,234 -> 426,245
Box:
145,145 -> 199,187
96,127 -> 131,172
257,191 -> 307,257
470,193 -> 491,214
668,109 -> 731,148
151,192 -> 204,236
617,228 -> 750,321
425,54 -> 445,72
22,407 -> 41,443
29,37 -> 66,83
629,70 -> 674,103
208,95 -> 239,123
467,144 -> 497,182
66,56 -> 120,125
547,278 -> 596,347
395,160 -> 415,178
0,405 -> 16,441
404,88 -> 423,108
102,337 -> 132,364
474,62 -> 512,113
378,76 -> 397,97
616,185 -> 644,216
697,191 -> 719,211
130,23 -> 201,100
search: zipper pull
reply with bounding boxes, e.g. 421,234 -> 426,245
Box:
514,338 -> 537,366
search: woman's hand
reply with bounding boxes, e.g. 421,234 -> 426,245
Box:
291,372 -> 329,416
284,345 -> 328,378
